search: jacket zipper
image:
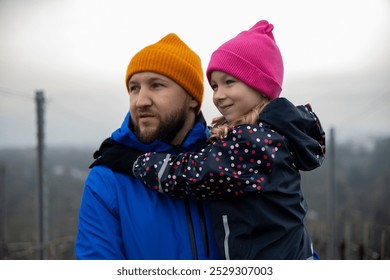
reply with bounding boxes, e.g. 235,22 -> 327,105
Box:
184,199 -> 198,260
197,201 -> 210,258
184,200 -> 211,259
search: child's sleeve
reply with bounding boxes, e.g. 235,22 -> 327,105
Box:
133,124 -> 288,200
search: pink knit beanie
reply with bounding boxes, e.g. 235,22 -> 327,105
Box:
206,20 -> 284,100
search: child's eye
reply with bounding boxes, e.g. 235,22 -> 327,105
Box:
129,85 -> 140,93
211,83 -> 218,91
226,79 -> 235,85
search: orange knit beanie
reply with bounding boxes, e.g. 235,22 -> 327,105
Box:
125,34 -> 204,112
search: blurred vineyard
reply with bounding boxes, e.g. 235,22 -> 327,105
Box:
1,136 -> 389,259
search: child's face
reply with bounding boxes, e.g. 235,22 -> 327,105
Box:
210,71 -> 264,122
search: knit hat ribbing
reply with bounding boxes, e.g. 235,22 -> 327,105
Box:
125,33 -> 204,112
206,20 -> 284,100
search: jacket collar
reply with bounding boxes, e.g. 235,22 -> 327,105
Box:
111,111 -> 209,153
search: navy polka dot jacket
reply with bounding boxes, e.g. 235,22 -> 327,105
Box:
133,97 -> 326,259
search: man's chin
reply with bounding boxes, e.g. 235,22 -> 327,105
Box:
132,109 -> 186,144
137,129 -> 158,144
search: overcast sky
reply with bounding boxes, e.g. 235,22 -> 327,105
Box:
1,0 -> 389,148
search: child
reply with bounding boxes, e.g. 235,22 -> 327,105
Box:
133,20 -> 326,259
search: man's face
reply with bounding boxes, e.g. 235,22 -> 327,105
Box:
128,72 -> 194,144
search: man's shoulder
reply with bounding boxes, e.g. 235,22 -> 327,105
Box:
87,164 -> 136,186
84,164 -> 140,207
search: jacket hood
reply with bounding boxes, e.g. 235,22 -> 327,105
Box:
259,98 -> 325,170
111,111 -> 210,153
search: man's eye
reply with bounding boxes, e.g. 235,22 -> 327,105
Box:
152,83 -> 163,89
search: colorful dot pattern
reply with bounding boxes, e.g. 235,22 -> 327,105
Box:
134,123 -> 296,200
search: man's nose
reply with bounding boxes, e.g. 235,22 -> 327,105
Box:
135,88 -> 153,107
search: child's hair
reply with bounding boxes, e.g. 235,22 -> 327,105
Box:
209,97 -> 270,141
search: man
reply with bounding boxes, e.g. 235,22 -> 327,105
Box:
75,34 -> 221,259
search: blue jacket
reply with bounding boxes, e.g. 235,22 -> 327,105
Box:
75,112 -> 221,259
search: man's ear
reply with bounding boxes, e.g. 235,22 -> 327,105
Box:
189,97 -> 199,109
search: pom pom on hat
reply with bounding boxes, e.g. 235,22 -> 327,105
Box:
206,20 -> 284,100
125,33 -> 204,113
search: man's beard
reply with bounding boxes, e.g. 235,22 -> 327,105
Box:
132,107 -> 187,144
